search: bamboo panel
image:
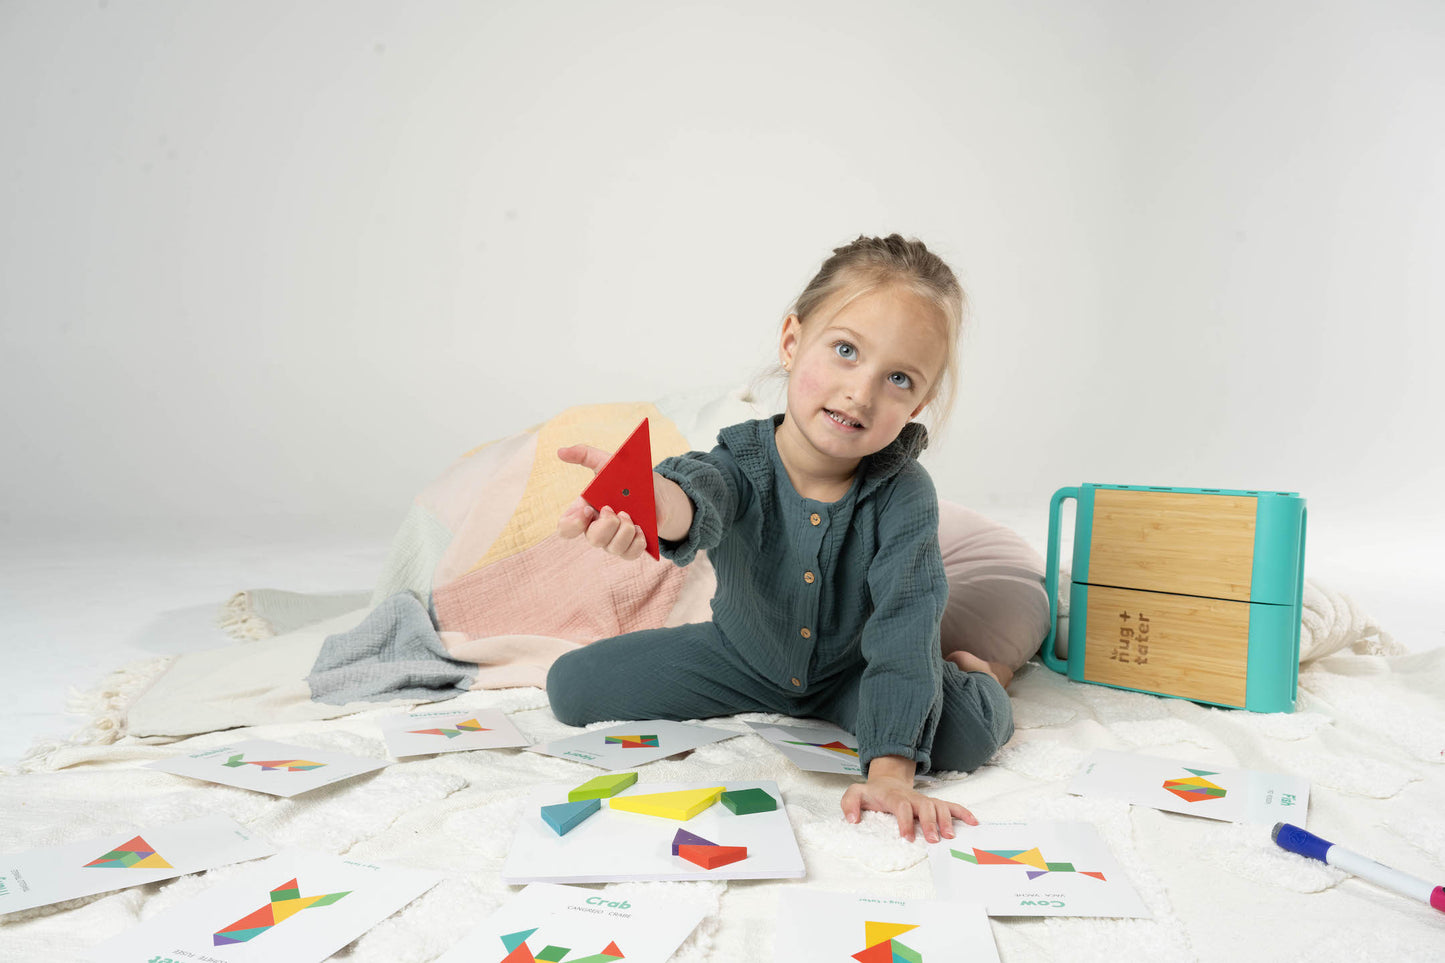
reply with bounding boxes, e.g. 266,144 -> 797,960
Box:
1088,490 -> 1256,601
1081,585 -> 1250,707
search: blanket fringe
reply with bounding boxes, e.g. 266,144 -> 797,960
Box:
218,590 -> 276,641
15,655 -> 174,773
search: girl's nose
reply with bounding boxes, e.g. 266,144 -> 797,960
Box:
846,375 -> 873,407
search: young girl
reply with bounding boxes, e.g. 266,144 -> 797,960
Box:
547,234 -> 1014,844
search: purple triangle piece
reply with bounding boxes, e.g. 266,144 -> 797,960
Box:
671,828 -> 716,855
1025,870 -> 1050,880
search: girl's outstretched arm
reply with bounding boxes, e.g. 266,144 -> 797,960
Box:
841,755 -> 978,843
556,444 -> 694,558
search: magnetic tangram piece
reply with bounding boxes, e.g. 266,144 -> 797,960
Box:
677,844 -> 748,870
84,835 -> 173,870
952,846 -> 1106,881
581,417 -> 660,560
671,828 -> 715,855
501,928 -> 624,963
607,785 -> 724,820
604,734 -> 659,749
541,798 -> 601,836
408,718 -> 491,738
1163,768 -> 1229,803
213,878 -> 351,945
852,921 -> 922,963
671,828 -> 748,869
569,771 -> 639,802
720,787 -> 777,814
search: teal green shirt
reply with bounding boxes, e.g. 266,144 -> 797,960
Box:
655,415 -> 948,772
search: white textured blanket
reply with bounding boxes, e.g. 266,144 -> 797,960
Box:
4,635 -> 1442,960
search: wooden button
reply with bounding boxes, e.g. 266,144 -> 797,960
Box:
800,627 -> 811,639
803,571 -> 815,584
790,677 -> 802,687
809,513 -> 821,525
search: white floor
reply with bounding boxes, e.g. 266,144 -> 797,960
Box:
2,507 -> 1441,770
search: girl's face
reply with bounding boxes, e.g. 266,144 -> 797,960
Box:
778,281 -> 947,470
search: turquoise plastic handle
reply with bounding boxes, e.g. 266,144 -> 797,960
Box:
1040,486 -> 1078,672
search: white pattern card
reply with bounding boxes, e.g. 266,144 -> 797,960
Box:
436,882 -> 707,962
745,719 -> 863,775
380,707 -> 531,757
1068,749 -> 1310,824
774,889 -> 1000,962
928,821 -> 1151,918
503,780 -> 804,884
145,739 -> 389,797
0,815 -> 274,915
83,849 -> 441,962
529,720 -> 739,770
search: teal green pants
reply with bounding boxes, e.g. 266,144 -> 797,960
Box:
545,621 -> 1013,774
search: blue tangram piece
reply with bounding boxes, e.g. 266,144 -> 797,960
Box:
541,798 -> 601,836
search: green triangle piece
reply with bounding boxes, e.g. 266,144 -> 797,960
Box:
1184,768 -> 1219,777
502,928 -> 538,953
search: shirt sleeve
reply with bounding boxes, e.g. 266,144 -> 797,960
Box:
852,465 -> 949,774
653,445 -> 747,567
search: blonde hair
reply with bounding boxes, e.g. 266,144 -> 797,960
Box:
787,233 -> 966,437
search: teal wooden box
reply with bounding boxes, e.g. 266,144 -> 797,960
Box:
1040,484 -> 1307,713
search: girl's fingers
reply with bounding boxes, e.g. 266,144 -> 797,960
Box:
916,799 -> 941,844
894,801 -> 915,842
947,801 -> 978,827
607,512 -> 643,557
558,498 -> 597,538
586,508 -> 621,549
840,785 -> 863,824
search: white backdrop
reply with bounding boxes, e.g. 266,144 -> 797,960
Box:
2,0 -> 1442,539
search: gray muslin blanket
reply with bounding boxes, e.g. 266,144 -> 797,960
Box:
306,592 -> 476,704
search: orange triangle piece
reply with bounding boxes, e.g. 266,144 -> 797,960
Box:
581,418 -> 659,560
603,941 -> 623,957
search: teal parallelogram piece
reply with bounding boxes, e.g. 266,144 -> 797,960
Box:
720,787 -> 777,815
568,771 -> 638,802
541,798 -> 601,836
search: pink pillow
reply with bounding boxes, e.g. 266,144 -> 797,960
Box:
937,500 -> 1048,671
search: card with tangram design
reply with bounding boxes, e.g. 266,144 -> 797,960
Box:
773,889 -> 999,963
529,720 -> 739,771
434,881 -> 707,963
144,739 -> 389,797
380,707 -> 530,757
928,821 -> 1151,917
0,814 -> 274,916
1067,749 -> 1310,824
84,849 -> 440,962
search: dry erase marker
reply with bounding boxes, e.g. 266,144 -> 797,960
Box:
1273,822 -> 1445,915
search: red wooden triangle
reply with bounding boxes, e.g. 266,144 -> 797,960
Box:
580,418 -> 659,560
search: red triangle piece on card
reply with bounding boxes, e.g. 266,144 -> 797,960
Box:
580,418 -> 659,560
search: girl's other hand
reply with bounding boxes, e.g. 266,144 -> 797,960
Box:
557,445 -> 651,561
840,775 -> 978,844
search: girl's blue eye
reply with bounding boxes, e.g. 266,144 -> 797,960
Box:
833,342 -> 856,360
889,372 -> 913,389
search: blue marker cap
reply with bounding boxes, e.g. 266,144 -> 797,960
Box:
1272,822 -> 1334,863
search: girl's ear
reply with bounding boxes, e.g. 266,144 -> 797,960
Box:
778,314 -> 803,369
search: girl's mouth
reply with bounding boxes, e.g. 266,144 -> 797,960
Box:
825,409 -> 864,430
